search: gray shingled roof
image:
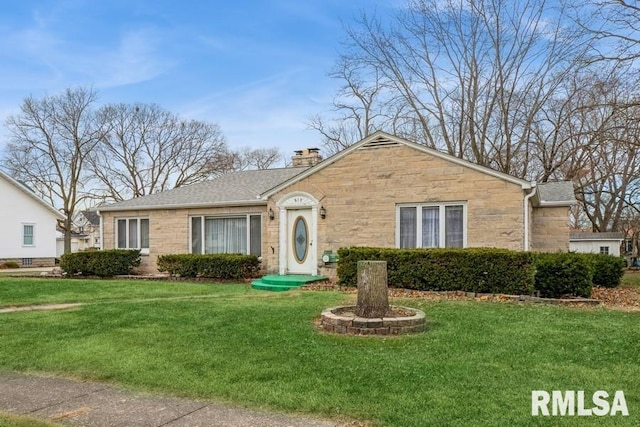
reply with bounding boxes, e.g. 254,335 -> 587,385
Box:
98,167 -> 307,212
570,232 -> 624,240
536,181 -> 576,205
81,210 -> 100,225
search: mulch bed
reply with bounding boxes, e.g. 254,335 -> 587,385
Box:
301,280 -> 640,311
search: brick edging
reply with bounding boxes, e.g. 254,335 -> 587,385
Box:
320,305 -> 426,335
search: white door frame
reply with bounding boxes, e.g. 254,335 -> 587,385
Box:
277,192 -> 319,276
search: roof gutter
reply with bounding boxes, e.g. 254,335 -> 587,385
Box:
537,200 -> 576,207
98,199 -> 267,212
523,182 -> 537,251
570,238 -> 625,242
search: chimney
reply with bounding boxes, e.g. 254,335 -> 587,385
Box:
291,148 -> 322,167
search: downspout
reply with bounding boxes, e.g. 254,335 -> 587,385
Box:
96,210 -> 103,250
523,182 -> 537,251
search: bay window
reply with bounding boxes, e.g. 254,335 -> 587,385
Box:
397,203 -> 466,248
191,215 -> 261,256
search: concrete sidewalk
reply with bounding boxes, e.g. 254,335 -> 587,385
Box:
0,372 -> 349,427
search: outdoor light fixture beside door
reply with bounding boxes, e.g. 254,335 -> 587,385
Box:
268,208 -> 274,220
320,206 -> 326,219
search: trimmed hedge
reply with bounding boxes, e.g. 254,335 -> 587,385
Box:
337,247 -> 536,295
581,253 -> 626,288
60,249 -> 141,277
156,254 -> 260,280
533,253 -> 594,298
337,247 -> 626,298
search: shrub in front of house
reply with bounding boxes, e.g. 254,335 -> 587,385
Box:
156,254 -> 260,280
156,254 -> 199,277
0,261 -> 20,269
533,252 -> 594,298
579,253 -> 626,288
60,249 -> 141,277
337,247 -> 536,295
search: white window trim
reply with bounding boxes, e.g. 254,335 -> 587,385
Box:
115,217 -> 149,254
189,214 -> 261,256
395,202 -> 467,248
22,223 -> 35,247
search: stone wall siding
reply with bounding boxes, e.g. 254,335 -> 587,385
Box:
101,206 -> 266,274
531,206 -> 571,252
0,258 -> 56,268
100,144 -> 571,276
266,144 -> 529,275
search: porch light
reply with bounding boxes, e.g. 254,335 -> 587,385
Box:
268,208 -> 275,220
320,206 -> 326,219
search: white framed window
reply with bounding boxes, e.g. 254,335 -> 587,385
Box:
599,246 -> 610,255
190,215 -> 261,256
396,203 -> 466,249
116,218 -> 149,254
22,224 -> 35,246
22,258 -> 33,266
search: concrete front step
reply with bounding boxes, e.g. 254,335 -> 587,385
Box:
251,274 -> 328,291
251,281 -> 301,292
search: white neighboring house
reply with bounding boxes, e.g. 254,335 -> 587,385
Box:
569,232 -> 624,256
55,231 -> 91,257
55,211 -> 101,256
0,170 -> 64,267
74,210 -> 101,249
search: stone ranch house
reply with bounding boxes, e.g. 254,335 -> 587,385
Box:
98,131 -> 575,277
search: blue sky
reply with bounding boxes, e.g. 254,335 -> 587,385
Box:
0,0 -> 392,159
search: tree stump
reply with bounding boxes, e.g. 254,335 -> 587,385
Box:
355,260 -> 389,318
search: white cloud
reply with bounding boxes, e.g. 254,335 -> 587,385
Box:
178,68 -> 334,153
0,1 -> 359,157
93,29 -> 174,88
0,10 -> 171,92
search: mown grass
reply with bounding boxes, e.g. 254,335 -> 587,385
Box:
0,278 -> 639,426
621,270 -> 640,288
0,277 -> 248,306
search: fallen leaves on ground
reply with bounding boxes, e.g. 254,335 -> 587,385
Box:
302,281 -> 640,311
591,286 -> 640,311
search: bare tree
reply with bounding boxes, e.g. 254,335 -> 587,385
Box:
572,0 -> 640,63
2,87 -> 105,253
567,76 -> 640,232
230,146 -> 284,170
319,0 -> 591,176
529,68 -> 621,182
618,207 -> 640,255
88,103 -> 230,202
309,57 -> 391,154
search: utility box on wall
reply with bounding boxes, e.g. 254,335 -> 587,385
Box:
322,250 -> 339,263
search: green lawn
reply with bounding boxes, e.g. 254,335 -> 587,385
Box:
0,277 -> 250,306
0,278 -> 639,426
621,271 -> 640,288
